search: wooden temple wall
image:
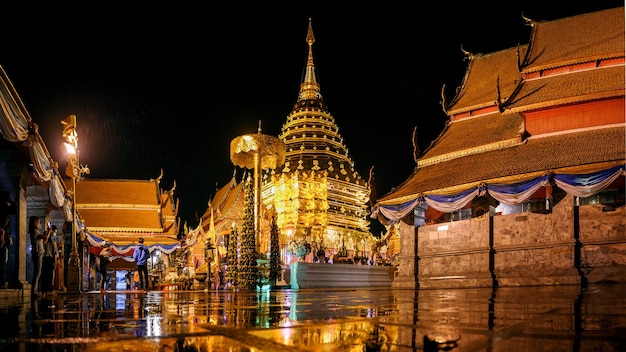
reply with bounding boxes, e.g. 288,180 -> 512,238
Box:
396,194 -> 626,289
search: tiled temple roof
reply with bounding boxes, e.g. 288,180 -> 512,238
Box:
378,7 -> 625,205
75,178 -> 179,242
380,126 -> 625,203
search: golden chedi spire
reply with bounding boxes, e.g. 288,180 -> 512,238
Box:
262,18 -> 371,255
298,18 -> 322,102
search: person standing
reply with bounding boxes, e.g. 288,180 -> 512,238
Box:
133,238 -> 150,291
51,225 -> 65,291
98,243 -> 111,293
0,191 -> 16,289
29,216 -> 45,298
41,226 -> 58,297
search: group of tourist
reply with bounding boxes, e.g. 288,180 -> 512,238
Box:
0,188 -> 152,296
29,216 -> 60,298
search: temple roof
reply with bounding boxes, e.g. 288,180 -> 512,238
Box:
507,65 -> 625,111
446,7 -> 625,118
379,126 -> 625,203
522,7 -> 625,73
378,7 -> 625,205
76,179 -> 160,205
446,46 -> 526,116
420,113 -> 525,163
74,177 -> 179,242
199,173 -> 246,235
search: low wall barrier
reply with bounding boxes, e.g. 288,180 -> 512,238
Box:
289,262 -> 395,289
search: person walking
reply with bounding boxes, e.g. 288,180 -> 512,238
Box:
98,243 -> 111,293
29,216 -> 45,298
41,225 -> 59,297
133,238 -> 150,291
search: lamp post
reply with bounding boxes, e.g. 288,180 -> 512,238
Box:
61,115 -> 90,293
205,237 -> 215,290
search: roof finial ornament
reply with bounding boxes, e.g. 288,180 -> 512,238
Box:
412,126 -> 420,163
522,12 -> 535,27
151,168 -> 164,184
306,17 -> 315,46
461,45 -> 474,61
440,84 -> 448,114
258,120 -> 262,134
368,165 -> 377,206
170,179 -> 177,193
496,76 -> 504,113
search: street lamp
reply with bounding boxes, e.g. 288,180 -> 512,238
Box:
61,115 -> 90,293
205,237 -> 215,290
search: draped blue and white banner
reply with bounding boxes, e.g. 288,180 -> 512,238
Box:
376,198 -> 421,221
85,231 -> 181,255
424,187 -> 480,213
375,165 -> 625,222
487,175 -> 550,205
554,166 -> 625,198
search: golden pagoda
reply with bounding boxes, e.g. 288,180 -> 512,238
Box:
261,18 -> 372,260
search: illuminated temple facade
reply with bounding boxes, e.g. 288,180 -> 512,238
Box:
260,19 -> 371,260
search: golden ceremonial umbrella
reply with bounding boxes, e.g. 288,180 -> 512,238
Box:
230,133 -> 286,170
230,123 -> 286,252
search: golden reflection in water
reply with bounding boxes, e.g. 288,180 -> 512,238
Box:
146,315 -> 162,337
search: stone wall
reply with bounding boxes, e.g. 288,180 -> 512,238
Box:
396,194 -> 626,288
579,201 -> 626,283
416,215 -> 492,289
393,220 -> 418,289
493,195 -> 579,286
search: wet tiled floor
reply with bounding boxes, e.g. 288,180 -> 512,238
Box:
1,284 -> 625,351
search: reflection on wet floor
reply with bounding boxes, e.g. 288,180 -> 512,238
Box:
0,284 -> 625,351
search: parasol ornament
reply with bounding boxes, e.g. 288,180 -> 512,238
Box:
229,121 -> 286,253
230,123 -> 286,170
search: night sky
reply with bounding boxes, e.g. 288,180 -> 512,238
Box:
2,2 -> 622,229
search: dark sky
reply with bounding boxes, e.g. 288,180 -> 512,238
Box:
2,2 -> 622,228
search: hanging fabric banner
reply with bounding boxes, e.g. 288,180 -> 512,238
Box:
554,166 -> 625,198
424,187 -> 479,213
375,197 -> 421,221
487,175 -> 550,205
